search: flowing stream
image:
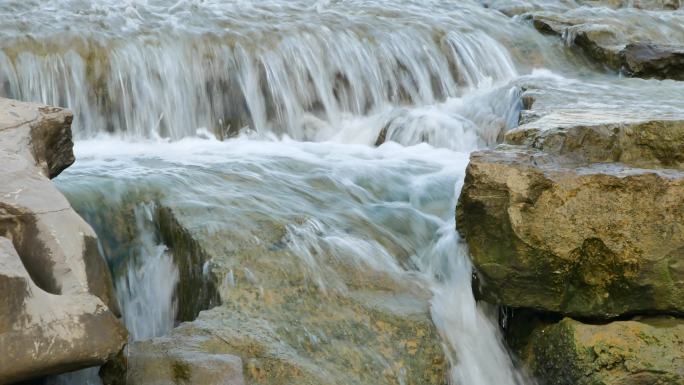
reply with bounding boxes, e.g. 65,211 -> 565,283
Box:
4,0 -> 682,384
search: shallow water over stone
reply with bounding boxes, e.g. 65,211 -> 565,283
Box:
56,138 -> 528,385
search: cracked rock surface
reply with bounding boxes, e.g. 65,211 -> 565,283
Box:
0,98 -> 127,384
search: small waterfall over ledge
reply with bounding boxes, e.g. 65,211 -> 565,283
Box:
0,31 -> 518,143
0,0 -> 532,145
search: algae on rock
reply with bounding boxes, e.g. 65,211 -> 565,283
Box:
524,317 -> 684,385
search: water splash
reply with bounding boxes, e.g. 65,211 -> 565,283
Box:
116,202 -> 180,341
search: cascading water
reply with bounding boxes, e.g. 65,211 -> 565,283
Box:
0,0 -> 560,142
45,201 -> 181,385
116,203 -> 179,341
1,0 -> 622,384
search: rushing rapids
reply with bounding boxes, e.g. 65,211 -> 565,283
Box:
3,0 -> 683,384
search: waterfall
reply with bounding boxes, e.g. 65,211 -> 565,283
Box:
0,31 -> 517,141
8,1 -> 551,384
0,1 -> 529,143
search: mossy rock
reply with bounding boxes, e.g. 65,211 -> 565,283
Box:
523,317 -> 684,385
457,148 -> 684,318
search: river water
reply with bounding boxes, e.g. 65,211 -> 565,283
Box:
2,1 -> 683,384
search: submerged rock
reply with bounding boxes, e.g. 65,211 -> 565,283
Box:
115,324 -> 245,385
113,203 -> 448,385
0,98 -> 126,383
523,317 -> 684,385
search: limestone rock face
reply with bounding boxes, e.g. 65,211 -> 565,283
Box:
457,148 -> 684,318
457,77 -> 684,384
0,237 -> 128,383
524,317 -> 684,385
0,98 -> 126,383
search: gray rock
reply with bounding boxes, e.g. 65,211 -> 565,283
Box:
621,43 -> 684,80
529,8 -> 684,79
0,98 -> 126,384
0,237 -> 127,384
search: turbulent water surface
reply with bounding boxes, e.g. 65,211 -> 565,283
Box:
4,0 -> 683,384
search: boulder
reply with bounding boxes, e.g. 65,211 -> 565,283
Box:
0,98 -> 126,383
0,237 -> 127,384
523,317 -> 684,385
506,118 -> 684,169
456,148 -> 684,318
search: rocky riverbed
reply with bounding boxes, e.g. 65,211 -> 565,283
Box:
1,1 -> 683,385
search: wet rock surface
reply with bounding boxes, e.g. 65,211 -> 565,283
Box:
621,43 -> 684,79
458,149 -> 684,317
531,14 -> 684,79
483,0 -> 682,16
507,118 -> 684,168
458,80 -> 684,318
457,71 -> 684,383
140,205 -> 448,385
484,0 -> 684,79
75,174 -> 449,385
112,324 -> 245,385
0,98 -> 126,384
523,317 -> 684,385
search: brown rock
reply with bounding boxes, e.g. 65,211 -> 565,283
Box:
457,148 -> 684,318
621,43 -> 684,80
523,317 -> 684,385
506,119 -> 684,169
117,324 -> 245,385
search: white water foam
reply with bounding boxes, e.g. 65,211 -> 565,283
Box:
116,203 -> 179,341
